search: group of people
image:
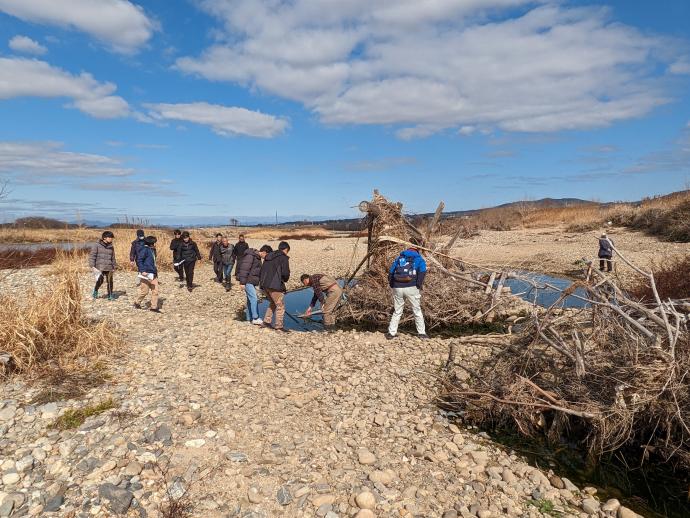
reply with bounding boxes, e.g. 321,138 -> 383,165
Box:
88,228 -> 434,337
89,227 -> 619,336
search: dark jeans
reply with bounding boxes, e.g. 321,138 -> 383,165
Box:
183,261 -> 196,288
95,271 -> 113,295
174,261 -> 185,281
599,256 -> 613,272
213,261 -> 224,282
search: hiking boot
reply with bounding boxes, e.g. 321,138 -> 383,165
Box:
259,322 -> 271,329
418,334 -> 430,340
187,287 -> 193,293
150,308 -> 161,313
133,303 -> 142,309
384,332 -> 396,340
92,290 -> 98,299
107,294 -> 115,301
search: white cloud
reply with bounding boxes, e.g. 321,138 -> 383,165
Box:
0,141 -> 132,179
145,102 -> 288,138
458,126 -> 477,136
669,59 -> 690,75
0,141 -> 181,197
0,0 -> 155,54
0,57 -> 131,119
179,1 -> 677,138
8,35 -> 47,55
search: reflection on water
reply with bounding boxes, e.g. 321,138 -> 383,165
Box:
504,272 -> 589,309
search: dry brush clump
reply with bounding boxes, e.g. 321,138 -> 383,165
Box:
627,255 -> 690,303
442,245 -> 690,470
337,191 -> 527,330
0,256 -> 121,377
0,246 -> 89,269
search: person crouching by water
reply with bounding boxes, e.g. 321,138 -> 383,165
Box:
301,273 -> 342,327
134,236 -> 160,313
598,232 -> 614,272
170,229 -> 185,282
259,241 -> 290,332
178,231 -> 202,292
236,245 -> 270,325
220,237 -> 235,292
90,231 -> 116,300
386,238 -> 429,340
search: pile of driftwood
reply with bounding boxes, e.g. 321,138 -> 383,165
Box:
337,191 -> 527,329
442,243 -> 690,469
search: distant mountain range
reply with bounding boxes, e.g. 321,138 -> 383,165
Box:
4,194 -> 669,229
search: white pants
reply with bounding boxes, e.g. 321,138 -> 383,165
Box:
388,286 -> 426,335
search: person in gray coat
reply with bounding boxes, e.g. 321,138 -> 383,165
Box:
89,231 -> 116,300
598,233 -> 614,272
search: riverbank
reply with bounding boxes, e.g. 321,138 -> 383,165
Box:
2,231 -> 685,516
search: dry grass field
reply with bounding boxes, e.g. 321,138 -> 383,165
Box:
451,189 -> 690,241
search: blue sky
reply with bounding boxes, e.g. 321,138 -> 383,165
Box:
0,0 -> 689,225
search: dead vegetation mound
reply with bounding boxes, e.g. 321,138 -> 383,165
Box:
337,191 -> 527,330
442,244 -> 690,470
0,256 -> 121,377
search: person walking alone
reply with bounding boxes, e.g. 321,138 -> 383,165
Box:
220,237 -> 235,291
134,236 -> 160,312
89,231 -> 116,300
598,233 -> 614,272
301,273 -> 342,327
178,231 -> 202,292
386,239 -> 429,340
259,241 -> 290,331
170,229 -> 185,282
209,233 -> 224,283
236,245 -> 269,324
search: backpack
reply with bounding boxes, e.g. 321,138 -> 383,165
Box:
392,254 -> 417,283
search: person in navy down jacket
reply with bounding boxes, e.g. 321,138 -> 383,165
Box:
134,236 -> 160,313
386,238 -> 429,340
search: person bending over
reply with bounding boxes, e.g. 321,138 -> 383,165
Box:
301,273 -> 342,327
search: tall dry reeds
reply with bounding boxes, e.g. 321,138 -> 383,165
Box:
0,256 -> 120,377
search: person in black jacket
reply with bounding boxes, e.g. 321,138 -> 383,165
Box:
236,245 -> 267,324
209,233 -> 224,283
178,231 -> 202,292
259,241 -> 290,331
232,234 -> 249,265
170,229 -> 184,282
129,229 -> 145,265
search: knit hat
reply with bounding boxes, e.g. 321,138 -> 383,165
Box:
181,231 -> 190,238
145,236 -> 157,246
136,229 -> 145,239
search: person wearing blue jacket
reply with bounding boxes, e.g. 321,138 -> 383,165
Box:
386,239 -> 429,339
134,236 -> 160,313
